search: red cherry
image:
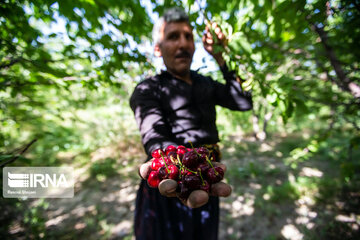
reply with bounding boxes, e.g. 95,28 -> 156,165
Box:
148,146 -> 225,201
147,171 -> 161,188
167,164 -> 180,180
177,145 -> 186,151
162,156 -> 173,165
151,158 -> 164,171
165,145 -> 177,156
151,148 -> 165,158
181,169 -> 193,176
176,147 -> 187,159
199,180 -> 210,193
158,164 -> 179,180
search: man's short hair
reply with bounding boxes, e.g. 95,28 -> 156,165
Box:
152,7 -> 190,45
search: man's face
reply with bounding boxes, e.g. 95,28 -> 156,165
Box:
155,21 -> 195,77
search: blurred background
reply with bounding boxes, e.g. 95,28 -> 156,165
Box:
1,0 -> 359,239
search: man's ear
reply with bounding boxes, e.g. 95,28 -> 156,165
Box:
154,44 -> 162,57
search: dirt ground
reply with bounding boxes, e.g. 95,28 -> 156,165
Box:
4,135 -> 360,239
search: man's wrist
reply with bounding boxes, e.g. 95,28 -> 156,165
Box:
214,55 -> 225,68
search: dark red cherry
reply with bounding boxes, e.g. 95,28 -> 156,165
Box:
182,151 -> 199,169
183,175 -> 201,190
181,169 -> 193,176
196,147 -> 210,162
167,151 -> 177,161
199,180 -> 210,193
177,181 -> 191,200
197,163 -> 210,176
158,166 -> 167,179
206,167 -> 224,184
196,147 -> 209,155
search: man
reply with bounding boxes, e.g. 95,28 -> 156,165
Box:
130,7 -> 252,240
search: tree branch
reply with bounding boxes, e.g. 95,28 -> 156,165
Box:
315,59 -> 342,87
312,24 -> 360,99
343,115 -> 360,131
0,139 -> 37,167
0,58 -> 22,69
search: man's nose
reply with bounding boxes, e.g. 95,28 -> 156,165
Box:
179,34 -> 189,48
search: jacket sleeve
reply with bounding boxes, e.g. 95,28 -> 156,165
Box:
129,79 -> 177,156
213,65 -> 253,111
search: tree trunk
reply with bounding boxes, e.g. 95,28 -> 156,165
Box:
252,110 -> 268,141
313,24 -> 360,99
262,111 -> 273,138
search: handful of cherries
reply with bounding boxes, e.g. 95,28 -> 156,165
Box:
147,145 -> 224,200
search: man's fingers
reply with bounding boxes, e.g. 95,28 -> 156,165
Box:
186,190 -> 209,208
209,162 -> 231,198
218,32 -> 225,40
159,179 -> 178,197
210,182 -> 232,197
206,37 -> 214,45
139,161 -> 152,179
140,158 -> 230,208
214,26 -> 221,35
213,162 -> 227,172
211,22 -> 217,29
204,22 -> 226,48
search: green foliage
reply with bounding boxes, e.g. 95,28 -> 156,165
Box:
23,199 -> 48,238
90,157 -> 117,180
306,213 -> 360,240
266,181 -> 300,203
197,0 -> 359,130
1,0 -> 358,163
0,0 -> 152,155
1,1 -> 359,238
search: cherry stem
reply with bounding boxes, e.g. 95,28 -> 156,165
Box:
198,169 -> 205,185
177,155 -> 185,177
185,167 -> 198,175
177,155 -> 183,167
170,155 -> 176,164
188,141 -> 201,156
160,152 -> 170,172
188,140 -> 195,149
206,155 -> 218,176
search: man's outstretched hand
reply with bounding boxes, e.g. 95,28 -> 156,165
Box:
139,160 -> 232,208
202,22 -> 227,67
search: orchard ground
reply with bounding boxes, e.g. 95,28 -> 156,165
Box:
2,133 -> 359,240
